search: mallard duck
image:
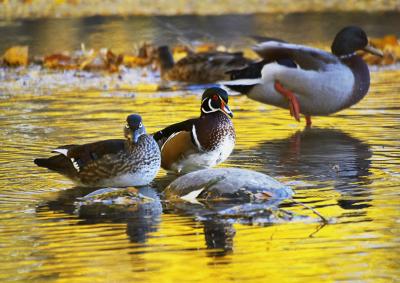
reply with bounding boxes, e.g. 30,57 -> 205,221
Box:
223,26 -> 383,126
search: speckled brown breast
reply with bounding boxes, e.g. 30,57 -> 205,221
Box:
77,135 -> 160,186
194,111 -> 235,151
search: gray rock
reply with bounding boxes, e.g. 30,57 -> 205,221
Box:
164,168 -> 293,202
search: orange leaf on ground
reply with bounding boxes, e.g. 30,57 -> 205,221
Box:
362,35 -> 399,65
195,43 -> 217,53
2,46 -> 29,66
122,55 -> 151,67
43,53 -> 74,69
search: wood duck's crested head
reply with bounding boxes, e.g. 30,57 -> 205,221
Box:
331,26 -> 383,58
124,114 -> 146,144
200,87 -> 233,118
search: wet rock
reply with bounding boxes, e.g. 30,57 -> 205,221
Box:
74,187 -> 162,221
164,168 -> 293,203
77,186 -> 163,243
2,46 -> 29,67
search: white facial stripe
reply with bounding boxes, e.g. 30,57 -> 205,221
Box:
208,99 -> 218,111
201,98 -> 219,114
201,107 -> 218,114
201,97 -> 231,117
70,158 -> 81,172
191,125 -> 203,151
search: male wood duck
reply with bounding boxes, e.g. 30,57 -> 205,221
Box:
157,45 -> 252,84
223,26 -> 383,126
153,87 -> 235,174
34,114 -> 161,187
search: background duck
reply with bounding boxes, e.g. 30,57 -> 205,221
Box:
157,45 -> 253,84
34,114 -> 161,187
153,87 -> 235,174
223,26 -> 383,126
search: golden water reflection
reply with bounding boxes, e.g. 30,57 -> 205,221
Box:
0,69 -> 399,282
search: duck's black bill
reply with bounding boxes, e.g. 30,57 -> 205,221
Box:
364,44 -> 384,57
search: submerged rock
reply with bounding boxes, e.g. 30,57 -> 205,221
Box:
74,187 -> 162,222
164,168 -> 293,203
76,187 -> 154,206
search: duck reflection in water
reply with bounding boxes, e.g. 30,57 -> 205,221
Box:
37,186 -> 162,243
235,128 -> 372,210
162,203 -> 237,257
163,196 -> 294,257
203,219 -> 235,257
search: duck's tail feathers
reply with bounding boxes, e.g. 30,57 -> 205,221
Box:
226,60 -> 266,80
220,78 -> 262,94
34,155 -> 74,175
219,59 -> 266,94
34,158 -> 51,168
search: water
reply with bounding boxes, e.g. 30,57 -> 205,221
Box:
1,13 -> 400,282
1,12 -> 400,55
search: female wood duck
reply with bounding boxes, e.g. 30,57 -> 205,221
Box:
223,26 -> 383,126
34,114 -> 161,187
157,45 -> 252,84
153,87 -> 235,174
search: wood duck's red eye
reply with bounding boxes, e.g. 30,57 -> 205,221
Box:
212,95 -> 218,101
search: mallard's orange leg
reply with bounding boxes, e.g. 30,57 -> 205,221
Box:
274,81 -> 300,122
305,115 -> 312,127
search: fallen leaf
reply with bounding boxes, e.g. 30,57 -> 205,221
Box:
43,53 -> 74,69
195,43 -> 217,53
122,54 -> 150,67
363,35 -> 400,65
2,45 -> 29,66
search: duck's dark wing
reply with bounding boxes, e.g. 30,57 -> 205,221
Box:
253,41 -> 339,71
63,139 -> 125,162
34,139 -> 125,175
153,118 -> 197,148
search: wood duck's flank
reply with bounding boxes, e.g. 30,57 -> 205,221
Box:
157,45 -> 253,84
223,26 -> 383,126
34,114 -> 161,187
153,87 -> 235,174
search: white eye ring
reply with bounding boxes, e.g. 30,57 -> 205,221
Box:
125,124 -> 130,129
139,122 -> 143,128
